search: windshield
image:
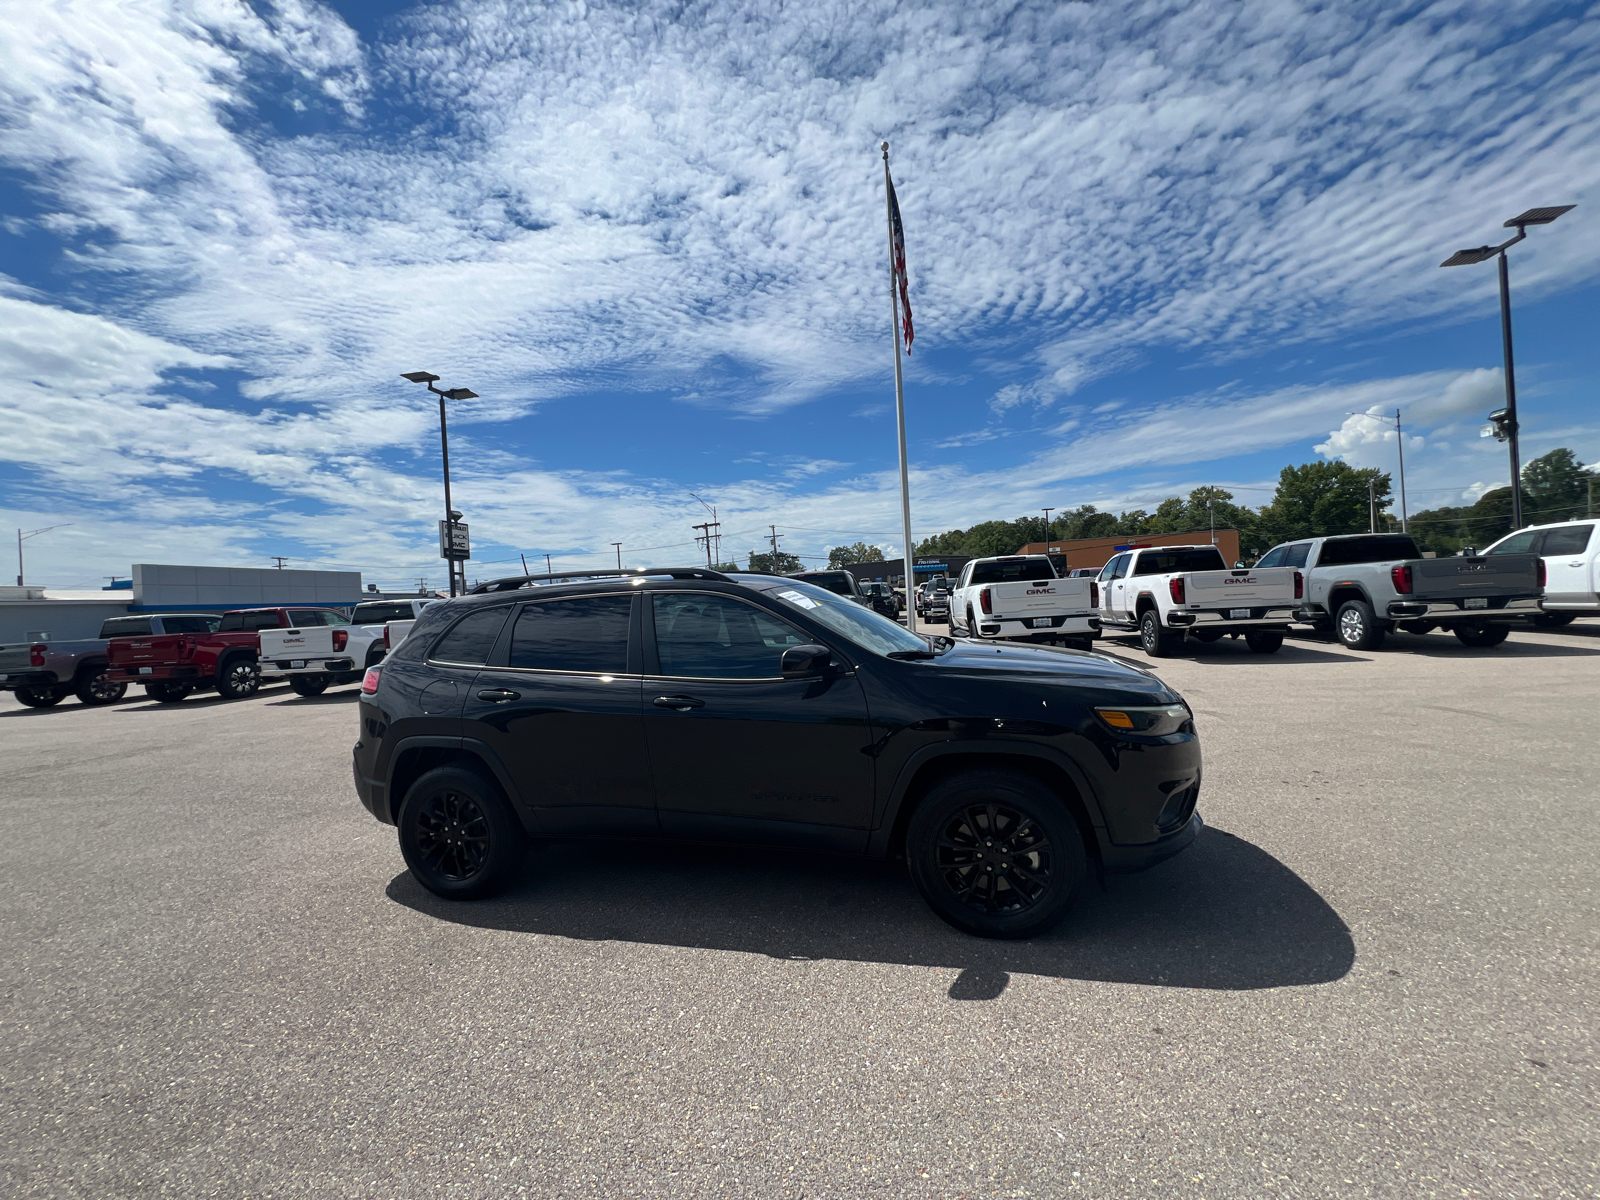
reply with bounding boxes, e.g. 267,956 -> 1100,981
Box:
752,578 -> 929,656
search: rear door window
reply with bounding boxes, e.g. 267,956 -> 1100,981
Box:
1255,545 -> 1288,569
1283,543 -> 1312,569
160,616 -> 217,635
429,607 -> 513,666
1539,525 -> 1594,556
653,594 -> 809,679
220,611 -> 284,632
507,596 -> 632,674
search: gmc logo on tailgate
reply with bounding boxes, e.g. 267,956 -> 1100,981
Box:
1224,577 -> 1257,585
1025,588 -> 1056,595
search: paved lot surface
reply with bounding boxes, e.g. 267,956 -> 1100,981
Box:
3,623 -> 1598,1198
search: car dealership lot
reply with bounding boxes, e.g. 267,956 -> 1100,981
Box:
2,627 -> 1597,1198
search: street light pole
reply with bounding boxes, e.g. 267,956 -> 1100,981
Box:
1441,205 -> 1574,532
1041,508 -> 1053,557
612,542 -> 623,569
16,524 -> 73,587
402,372 -> 479,596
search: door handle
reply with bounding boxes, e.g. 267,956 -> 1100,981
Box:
476,688 -> 521,702
653,695 -> 705,711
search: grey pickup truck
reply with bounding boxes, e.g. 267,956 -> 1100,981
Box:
1255,533 -> 1543,650
0,613 -> 220,708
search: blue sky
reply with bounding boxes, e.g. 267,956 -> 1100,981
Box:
2,0 -> 1597,589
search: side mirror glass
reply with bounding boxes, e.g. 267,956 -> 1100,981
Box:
781,643 -> 832,678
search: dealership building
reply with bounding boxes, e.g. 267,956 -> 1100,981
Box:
0,564 -> 364,644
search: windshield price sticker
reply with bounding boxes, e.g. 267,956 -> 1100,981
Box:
779,589 -> 819,609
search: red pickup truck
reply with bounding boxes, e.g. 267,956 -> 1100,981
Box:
107,606 -> 350,703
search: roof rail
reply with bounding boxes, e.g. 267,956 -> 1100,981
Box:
466,567 -> 733,594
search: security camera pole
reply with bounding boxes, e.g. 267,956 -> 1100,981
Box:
401,371 -> 479,596
1440,205 -> 1574,530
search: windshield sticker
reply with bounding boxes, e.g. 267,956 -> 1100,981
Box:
779,589 -> 819,609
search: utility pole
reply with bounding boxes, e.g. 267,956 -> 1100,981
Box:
692,521 -> 717,568
769,524 -> 783,569
1041,508 -> 1054,554
417,577 -> 428,594
520,553 -> 530,577
544,553 -> 553,575
1368,478 -> 1377,533
612,542 -> 623,569
1207,499 -> 1216,545
1394,408 -> 1409,532
271,556 -> 289,570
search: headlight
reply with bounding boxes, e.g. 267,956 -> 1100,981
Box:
1095,704 -> 1191,736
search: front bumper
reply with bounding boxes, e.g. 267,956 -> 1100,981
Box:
1101,811 -> 1204,873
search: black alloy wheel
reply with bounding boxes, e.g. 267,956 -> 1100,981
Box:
76,668 -> 127,705
1335,600 -> 1385,650
215,658 -> 261,700
1245,629 -> 1284,654
1454,622 -> 1511,648
398,766 -> 527,900
289,676 -> 329,697
907,769 -> 1086,939
13,686 -> 65,708
1139,609 -> 1176,658
145,682 -> 192,703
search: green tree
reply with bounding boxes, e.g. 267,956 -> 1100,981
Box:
827,542 -> 885,569
1522,448 -> 1592,524
748,549 -> 801,574
1258,461 -> 1391,543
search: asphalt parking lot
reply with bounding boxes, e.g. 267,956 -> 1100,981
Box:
3,623 -> 1597,1198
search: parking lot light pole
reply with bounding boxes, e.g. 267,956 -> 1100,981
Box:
1441,205 -> 1574,531
16,523 -> 73,587
402,372 -> 479,596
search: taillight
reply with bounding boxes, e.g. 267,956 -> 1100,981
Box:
1090,581 -> 1099,608
1537,558 -> 1546,587
361,666 -> 380,695
1293,570 -> 1304,600
178,634 -> 196,660
1390,564 -> 1412,594
979,589 -> 992,615
383,625 -> 392,649
1169,577 -> 1186,604
29,645 -> 45,667
333,629 -> 348,652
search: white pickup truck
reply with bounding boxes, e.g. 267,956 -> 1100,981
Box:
1096,544 -> 1299,657
350,598 -> 436,655
948,555 -> 1100,648
259,609 -> 385,696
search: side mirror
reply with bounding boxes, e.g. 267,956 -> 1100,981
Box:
1234,561 -> 1246,569
781,643 -> 832,678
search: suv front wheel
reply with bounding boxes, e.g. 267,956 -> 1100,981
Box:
398,766 -> 527,900
906,769 -> 1087,939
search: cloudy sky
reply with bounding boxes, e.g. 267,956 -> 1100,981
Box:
2,0 -> 1597,589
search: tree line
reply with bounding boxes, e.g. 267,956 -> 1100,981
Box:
907,448 -> 1593,563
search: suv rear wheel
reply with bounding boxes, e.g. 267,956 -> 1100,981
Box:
398,766 -> 527,900
906,769 -> 1087,939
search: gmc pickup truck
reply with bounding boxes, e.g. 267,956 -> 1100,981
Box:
107,606 -> 351,702
1096,544 -> 1299,657
1256,533 -> 1544,649
260,608 -> 384,696
948,555 -> 1099,648
0,613 -> 221,708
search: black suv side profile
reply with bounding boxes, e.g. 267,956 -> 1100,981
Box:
352,569 -> 1202,938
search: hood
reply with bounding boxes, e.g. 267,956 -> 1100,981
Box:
928,641 -> 1177,698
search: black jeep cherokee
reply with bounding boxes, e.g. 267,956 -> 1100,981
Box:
353,568 -> 1202,939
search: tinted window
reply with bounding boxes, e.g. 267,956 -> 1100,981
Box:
508,596 -> 632,673
100,617 -> 152,637
1255,545 -> 1288,569
969,558 -> 1056,585
1282,543 -> 1311,569
793,572 -> 856,597
1097,556 -> 1120,582
219,611 -> 283,632
287,609 -> 323,627
320,610 -> 350,626
1316,536 -> 1420,566
352,603 -> 416,624
654,594 -> 809,678
1132,548 -> 1227,575
1541,524 -> 1595,556
429,607 -> 512,665
161,615 -> 219,634
1487,531 -> 1537,555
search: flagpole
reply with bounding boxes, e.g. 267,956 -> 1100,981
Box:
883,141 -> 918,635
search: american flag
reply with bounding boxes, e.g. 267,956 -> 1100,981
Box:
887,174 -> 914,353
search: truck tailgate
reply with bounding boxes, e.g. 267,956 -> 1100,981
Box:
990,578 -> 1093,615
260,628 -> 334,660
109,634 -> 188,668
1410,553 -> 1540,600
0,645 -> 34,673
1184,566 -> 1297,607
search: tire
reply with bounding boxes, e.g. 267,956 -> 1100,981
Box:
1453,623 -> 1511,648
1139,609 -> 1177,658
965,605 -> 977,638
215,657 -> 261,700
1245,630 -> 1284,654
1335,600 -> 1385,650
906,769 -> 1088,939
1191,628 -> 1225,643
13,686 -> 65,708
144,682 -> 192,703
1533,612 -> 1576,628
398,766 -> 527,901
75,667 -> 126,706
289,676 -> 328,697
